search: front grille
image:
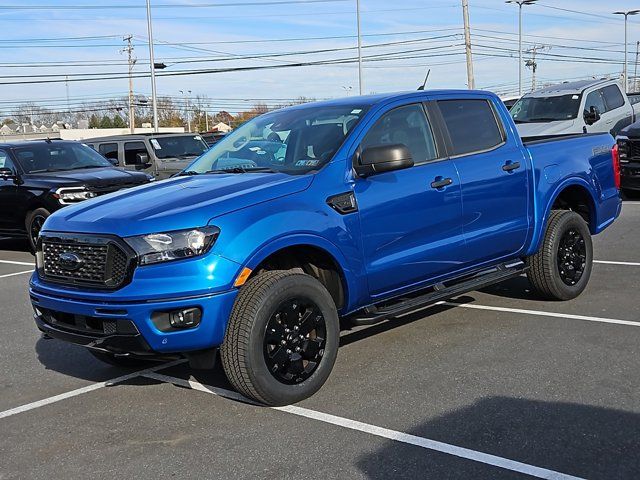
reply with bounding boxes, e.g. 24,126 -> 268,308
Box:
627,140 -> 640,160
90,182 -> 145,197
40,234 -> 134,289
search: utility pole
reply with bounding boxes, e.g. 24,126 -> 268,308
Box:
180,90 -> 192,133
635,40 -> 640,92
356,0 -> 363,95
146,0 -> 159,132
525,45 -> 548,91
122,35 -> 136,134
506,0 -> 537,96
205,111 -> 209,132
613,10 -> 640,93
461,0 -> 475,89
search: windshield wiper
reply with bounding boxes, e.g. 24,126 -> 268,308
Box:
205,167 -> 278,174
176,170 -> 200,176
526,117 -> 562,122
28,168 -> 67,173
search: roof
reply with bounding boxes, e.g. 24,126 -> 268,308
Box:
526,79 -> 617,98
0,139 -> 76,148
81,132 -> 199,142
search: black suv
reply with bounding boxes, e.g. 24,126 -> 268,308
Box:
0,140 -> 151,252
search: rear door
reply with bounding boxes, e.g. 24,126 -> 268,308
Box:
435,97 -> 530,266
354,102 -> 465,298
600,83 -> 634,136
0,149 -> 21,232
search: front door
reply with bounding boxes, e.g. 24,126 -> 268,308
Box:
354,103 -> 465,298
0,149 -> 20,233
436,98 -> 529,266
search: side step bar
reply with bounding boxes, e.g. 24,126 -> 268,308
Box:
349,262 -> 527,326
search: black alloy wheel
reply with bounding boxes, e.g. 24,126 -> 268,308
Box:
263,298 -> 327,385
557,228 -> 587,286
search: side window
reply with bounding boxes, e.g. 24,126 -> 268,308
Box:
437,99 -> 504,156
602,84 -> 625,111
98,143 -> 119,160
0,149 -> 11,169
361,104 -> 438,164
124,141 -> 149,166
584,90 -> 606,115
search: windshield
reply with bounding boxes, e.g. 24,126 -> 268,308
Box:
13,142 -> 113,174
150,135 -> 209,159
185,104 -> 369,175
510,94 -> 581,123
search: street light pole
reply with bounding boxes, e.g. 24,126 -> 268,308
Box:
613,10 -> 640,93
146,0 -> 159,133
506,0 -> 537,97
356,0 -> 363,95
461,0 -> 475,89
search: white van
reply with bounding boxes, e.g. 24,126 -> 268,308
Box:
511,79 -> 634,138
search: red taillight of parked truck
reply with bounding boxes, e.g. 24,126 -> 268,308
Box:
612,144 -> 621,190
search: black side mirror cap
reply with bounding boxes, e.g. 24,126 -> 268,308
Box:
354,144 -> 414,177
135,153 -> 150,165
584,106 -> 601,125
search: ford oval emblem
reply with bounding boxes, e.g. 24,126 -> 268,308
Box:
58,252 -> 83,271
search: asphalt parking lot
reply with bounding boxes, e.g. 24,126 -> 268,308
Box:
1,203 -> 639,480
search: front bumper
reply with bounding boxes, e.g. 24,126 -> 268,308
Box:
621,161 -> 640,191
30,285 -> 238,354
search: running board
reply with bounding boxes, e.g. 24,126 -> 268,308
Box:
349,263 -> 527,326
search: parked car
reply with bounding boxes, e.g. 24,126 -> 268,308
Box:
615,121 -> 640,195
30,91 -> 621,406
84,133 -> 209,179
200,132 -> 227,147
0,140 -> 151,252
511,79 -> 634,138
627,92 -> 640,106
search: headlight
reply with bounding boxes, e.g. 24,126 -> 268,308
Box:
125,226 -> 220,265
54,186 -> 97,205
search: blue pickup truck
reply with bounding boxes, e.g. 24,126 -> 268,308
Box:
30,90 -> 621,406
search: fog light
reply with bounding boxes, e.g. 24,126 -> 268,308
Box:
169,308 -> 202,329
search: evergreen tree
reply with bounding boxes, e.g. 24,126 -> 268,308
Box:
89,114 -> 100,128
99,115 -> 113,129
112,114 -> 126,128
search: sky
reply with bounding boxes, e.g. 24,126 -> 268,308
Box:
0,0 -> 638,117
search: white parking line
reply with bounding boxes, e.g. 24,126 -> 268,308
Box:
594,260 -> 640,266
0,270 -> 33,279
0,260 -> 35,266
0,359 -> 185,420
145,372 -> 583,480
440,302 -> 640,328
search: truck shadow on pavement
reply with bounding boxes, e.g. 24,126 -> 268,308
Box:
355,396 -> 640,480
0,238 -> 30,253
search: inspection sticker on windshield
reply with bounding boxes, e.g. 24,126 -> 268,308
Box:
295,159 -> 320,167
150,139 -> 162,150
351,109 -> 362,114
572,95 -> 579,100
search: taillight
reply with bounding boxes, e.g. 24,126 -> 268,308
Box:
612,144 -> 621,190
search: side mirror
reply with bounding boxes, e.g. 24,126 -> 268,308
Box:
584,106 -> 601,125
135,153 -> 150,165
0,167 -> 17,181
354,144 -> 414,177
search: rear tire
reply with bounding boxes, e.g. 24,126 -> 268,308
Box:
221,270 -> 339,406
88,349 -> 152,368
525,209 -> 593,300
25,207 -> 50,254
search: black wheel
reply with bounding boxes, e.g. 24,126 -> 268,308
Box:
221,270 -> 339,406
25,208 -> 50,254
525,209 -> 593,300
88,349 -> 152,368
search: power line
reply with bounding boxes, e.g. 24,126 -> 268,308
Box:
0,0 -> 352,10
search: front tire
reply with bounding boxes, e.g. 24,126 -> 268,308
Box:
221,270 -> 339,406
526,209 -> 593,300
25,208 -> 50,254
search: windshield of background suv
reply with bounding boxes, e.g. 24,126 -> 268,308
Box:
151,135 -> 209,159
13,142 -> 113,174
510,94 -> 581,123
185,104 -> 369,175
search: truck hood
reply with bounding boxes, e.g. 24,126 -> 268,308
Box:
43,172 -> 314,236
24,166 -> 148,188
516,120 -> 577,137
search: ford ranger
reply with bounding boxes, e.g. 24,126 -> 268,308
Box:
29,91 -> 622,406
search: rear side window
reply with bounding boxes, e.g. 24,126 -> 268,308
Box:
361,103 -> 438,164
0,149 -> 11,169
124,141 -> 148,166
602,84 -> 625,110
98,143 -> 119,160
438,99 -> 504,156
